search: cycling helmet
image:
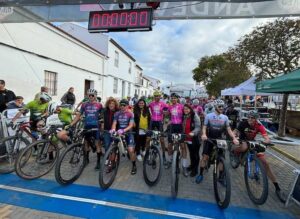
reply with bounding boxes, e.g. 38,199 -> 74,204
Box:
171,93 -> 179,98
206,102 -> 214,110
192,99 -> 199,106
47,102 -> 58,114
120,99 -> 129,106
213,99 -> 225,108
87,88 -> 97,95
179,98 -> 186,105
40,92 -> 52,102
153,90 -> 161,96
247,110 -> 259,119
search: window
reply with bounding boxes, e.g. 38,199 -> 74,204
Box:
113,78 -> 118,94
114,51 -> 119,67
128,83 -> 131,96
128,62 -> 132,74
44,71 -> 57,96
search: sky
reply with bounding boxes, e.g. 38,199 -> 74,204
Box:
105,18 -> 275,86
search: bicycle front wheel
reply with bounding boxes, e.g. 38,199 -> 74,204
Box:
213,156 -> 231,209
99,144 -> 120,189
171,150 -> 180,198
15,139 -> 59,180
143,145 -> 162,186
55,143 -> 86,185
244,155 -> 268,205
0,136 -> 30,174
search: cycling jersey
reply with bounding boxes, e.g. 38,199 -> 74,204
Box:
58,108 -> 73,125
24,100 -> 48,121
113,110 -> 134,129
237,120 -> 267,141
204,112 -> 229,139
80,102 -> 102,127
193,105 -> 203,115
149,101 -> 168,122
168,103 -> 184,124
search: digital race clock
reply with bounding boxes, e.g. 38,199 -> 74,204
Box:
88,8 -> 153,32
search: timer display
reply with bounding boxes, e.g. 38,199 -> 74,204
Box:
88,8 -> 153,32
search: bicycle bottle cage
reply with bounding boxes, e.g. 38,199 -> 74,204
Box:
216,140 -> 227,149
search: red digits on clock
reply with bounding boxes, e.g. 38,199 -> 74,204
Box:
139,11 -> 148,26
120,12 -> 127,26
129,12 -> 138,26
101,13 -> 109,27
111,13 -> 118,27
92,14 -> 101,27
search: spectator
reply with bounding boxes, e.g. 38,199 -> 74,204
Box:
35,86 -> 51,101
0,80 -> 16,113
6,96 -> 25,109
60,87 -> 76,107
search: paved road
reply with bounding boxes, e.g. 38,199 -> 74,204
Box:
0,145 -> 299,219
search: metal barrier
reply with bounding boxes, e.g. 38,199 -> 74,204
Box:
0,109 -> 30,138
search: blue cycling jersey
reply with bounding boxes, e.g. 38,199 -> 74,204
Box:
204,112 -> 229,139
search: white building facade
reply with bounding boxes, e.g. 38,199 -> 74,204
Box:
0,22 -> 106,103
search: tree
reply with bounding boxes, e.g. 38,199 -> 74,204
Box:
192,53 -> 251,96
230,18 -> 300,136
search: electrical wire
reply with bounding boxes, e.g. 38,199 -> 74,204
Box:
156,1 -> 204,11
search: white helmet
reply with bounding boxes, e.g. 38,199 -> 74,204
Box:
192,99 -> 199,106
40,92 -> 52,102
87,88 -> 97,96
179,98 -> 186,105
213,99 -> 225,108
47,102 -> 58,114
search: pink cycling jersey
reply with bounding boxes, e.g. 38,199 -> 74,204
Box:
169,103 -> 184,124
149,101 -> 168,122
193,105 -> 203,115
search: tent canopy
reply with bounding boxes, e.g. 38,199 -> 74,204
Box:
256,68 -> 300,94
221,76 -> 272,96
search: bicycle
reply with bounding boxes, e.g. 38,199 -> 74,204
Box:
170,133 -> 186,198
143,130 -> 163,186
203,139 -> 231,209
0,121 -> 37,173
98,131 -> 134,189
55,127 -> 98,185
229,140 -> 270,205
15,123 -> 64,180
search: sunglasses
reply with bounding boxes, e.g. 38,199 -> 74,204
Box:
217,106 -> 224,109
120,104 -> 127,107
248,116 -> 256,119
89,94 -> 95,97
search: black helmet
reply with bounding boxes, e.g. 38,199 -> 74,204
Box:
120,99 -> 129,106
247,110 -> 259,119
171,93 -> 179,98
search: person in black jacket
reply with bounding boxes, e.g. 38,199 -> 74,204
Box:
101,97 -> 119,152
0,80 -> 16,113
61,87 -> 76,107
133,99 -> 151,161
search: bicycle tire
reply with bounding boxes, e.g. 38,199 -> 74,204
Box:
0,136 -> 30,174
143,145 -> 162,186
15,139 -> 59,180
99,144 -> 120,189
171,150 -> 180,198
55,142 -> 86,185
213,156 -> 231,209
244,155 -> 268,205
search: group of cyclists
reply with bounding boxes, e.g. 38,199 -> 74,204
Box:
4,87 -> 285,204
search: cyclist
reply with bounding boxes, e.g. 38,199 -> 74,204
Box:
12,92 -> 51,136
148,90 -> 168,165
58,89 -> 103,170
196,99 -> 239,183
165,93 -> 184,169
110,99 -> 136,175
225,103 -> 239,130
232,110 -> 285,203
47,102 -> 73,126
192,99 -> 204,122
204,102 -> 214,115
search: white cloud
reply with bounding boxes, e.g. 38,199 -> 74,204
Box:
109,18 -> 275,85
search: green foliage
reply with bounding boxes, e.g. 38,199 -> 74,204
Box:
192,53 -> 251,96
230,18 -> 300,80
